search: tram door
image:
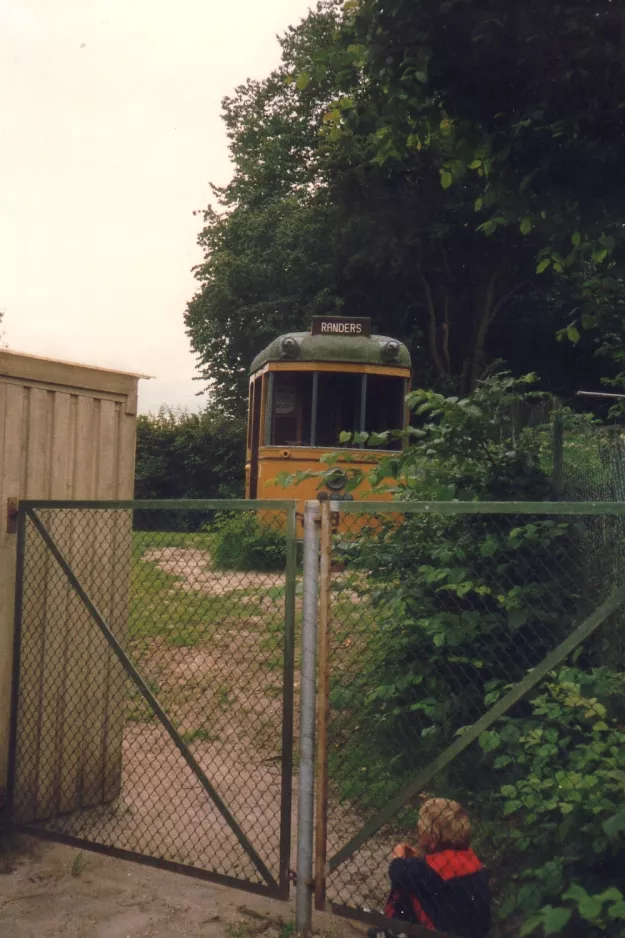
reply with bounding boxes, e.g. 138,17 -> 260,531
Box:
249,376 -> 262,498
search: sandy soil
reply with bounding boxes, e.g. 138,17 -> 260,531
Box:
0,837 -> 366,938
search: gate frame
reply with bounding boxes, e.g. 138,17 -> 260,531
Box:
315,499 -> 625,935
7,498 -> 298,901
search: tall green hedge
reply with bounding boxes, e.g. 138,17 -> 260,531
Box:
134,407 -> 245,528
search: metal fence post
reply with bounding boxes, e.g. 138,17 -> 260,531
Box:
5,503 -> 26,825
314,496 -> 332,910
296,500 -> 320,935
553,412 -> 564,497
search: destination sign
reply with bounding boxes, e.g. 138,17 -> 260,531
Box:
311,316 -> 371,337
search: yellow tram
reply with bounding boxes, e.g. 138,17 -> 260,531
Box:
245,316 -> 411,521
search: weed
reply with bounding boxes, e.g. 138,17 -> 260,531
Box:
71,851 -> 87,877
215,683 -> 233,708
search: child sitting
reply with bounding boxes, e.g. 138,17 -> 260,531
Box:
368,798 -> 491,938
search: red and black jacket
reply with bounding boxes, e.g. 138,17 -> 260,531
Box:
386,849 -> 491,938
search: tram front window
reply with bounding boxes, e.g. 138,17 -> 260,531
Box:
316,373 -> 362,447
267,371 -> 405,449
366,374 -> 405,449
271,373 -> 313,446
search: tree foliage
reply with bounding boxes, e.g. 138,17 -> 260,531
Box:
185,6 -> 346,414
186,0 -> 624,414
135,407 -> 245,502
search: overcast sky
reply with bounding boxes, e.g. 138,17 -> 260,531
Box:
1,0 -> 312,413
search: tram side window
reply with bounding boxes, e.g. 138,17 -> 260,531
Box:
316,373 -> 362,447
271,373 -> 313,446
365,375 -> 405,450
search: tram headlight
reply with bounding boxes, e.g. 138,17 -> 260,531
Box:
325,468 -> 348,492
381,339 -> 401,362
280,336 -> 300,359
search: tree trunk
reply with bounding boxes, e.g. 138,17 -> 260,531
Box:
460,273 -> 498,394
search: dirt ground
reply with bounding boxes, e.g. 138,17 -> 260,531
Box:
0,836 -> 367,938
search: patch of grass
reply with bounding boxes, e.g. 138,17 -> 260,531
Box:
167,626 -> 205,648
181,727 -> 219,745
265,585 -> 286,600
128,531 -> 289,655
129,558 -> 271,645
132,530 -> 217,554
125,677 -> 161,722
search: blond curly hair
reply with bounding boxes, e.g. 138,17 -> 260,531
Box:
417,798 -> 472,851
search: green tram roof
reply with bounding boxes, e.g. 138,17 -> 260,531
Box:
250,331 -> 411,374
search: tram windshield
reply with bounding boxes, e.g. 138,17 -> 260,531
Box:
270,373 -> 313,446
266,371 -> 405,449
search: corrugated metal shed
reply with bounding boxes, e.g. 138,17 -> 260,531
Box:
0,349 -> 143,812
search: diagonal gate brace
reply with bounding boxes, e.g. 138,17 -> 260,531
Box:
26,508 -> 278,892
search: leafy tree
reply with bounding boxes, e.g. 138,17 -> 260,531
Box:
185,5 -> 346,415
186,0 -> 623,411
314,0 -> 625,390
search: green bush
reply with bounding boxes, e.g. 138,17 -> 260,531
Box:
134,407 -> 245,530
210,511 -> 286,572
485,666 -> 625,937
330,375 -> 578,806
326,374 -> 625,936
331,512 -> 581,810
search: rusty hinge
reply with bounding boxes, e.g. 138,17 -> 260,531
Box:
7,497 -> 18,534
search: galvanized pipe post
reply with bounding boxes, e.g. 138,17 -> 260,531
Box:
314,496 -> 332,911
295,500 -> 320,935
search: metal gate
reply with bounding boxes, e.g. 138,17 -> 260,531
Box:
310,500 -> 625,937
7,499 -> 297,899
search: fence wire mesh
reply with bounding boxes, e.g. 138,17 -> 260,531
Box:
323,504 -> 625,938
10,503 -> 296,897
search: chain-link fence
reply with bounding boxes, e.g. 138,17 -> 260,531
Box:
555,419 -> 625,663
8,500 -> 297,899
318,502 -> 625,938
8,495 -> 625,935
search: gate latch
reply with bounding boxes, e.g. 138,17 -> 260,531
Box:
7,497 -> 18,535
